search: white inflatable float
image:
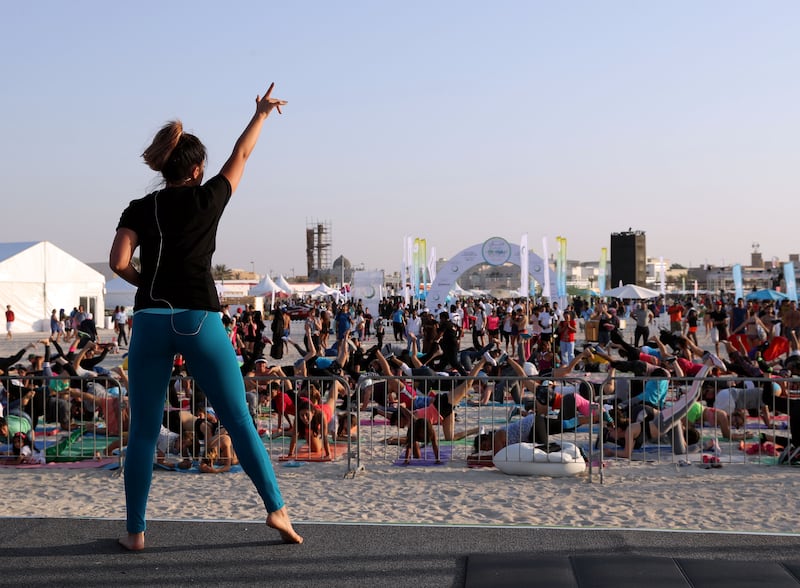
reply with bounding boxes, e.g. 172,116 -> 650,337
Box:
493,441 -> 586,477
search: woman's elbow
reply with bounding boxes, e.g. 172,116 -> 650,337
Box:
109,255 -> 128,275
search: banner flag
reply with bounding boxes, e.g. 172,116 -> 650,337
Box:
598,247 -> 607,294
419,238 -> 428,292
542,237 -> 551,299
732,264 -> 744,302
520,234 -> 529,297
428,246 -> 437,283
784,262 -> 797,302
558,237 -> 567,298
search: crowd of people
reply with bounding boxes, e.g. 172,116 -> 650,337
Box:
1,292 -> 799,509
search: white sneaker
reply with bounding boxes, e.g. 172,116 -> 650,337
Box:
483,351 -> 497,366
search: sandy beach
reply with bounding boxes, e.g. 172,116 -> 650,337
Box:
2,451 -> 799,535
1,327 -> 799,537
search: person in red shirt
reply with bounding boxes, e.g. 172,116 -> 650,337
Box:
5,305 -> 14,340
667,301 -> 683,333
557,310 -> 577,365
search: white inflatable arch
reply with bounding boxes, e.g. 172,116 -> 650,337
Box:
426,236 -> 557,305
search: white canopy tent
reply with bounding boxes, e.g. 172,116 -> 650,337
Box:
248,275 -> 284,296
276,275 -> 294,295
602,284 -> 661,300
0,241 -> 105,332
308,283 -> 341,299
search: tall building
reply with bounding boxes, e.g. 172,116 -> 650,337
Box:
305,220 -> 331,280
610,230 -> 646,286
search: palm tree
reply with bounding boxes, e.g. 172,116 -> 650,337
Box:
212,264 -> 233,280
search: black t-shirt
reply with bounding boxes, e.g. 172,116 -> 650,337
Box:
709,309 -> 728,335
116,174 -> 231,312
440,321 -> 459,349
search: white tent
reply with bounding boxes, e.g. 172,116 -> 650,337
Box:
105,277 -> 137,311
248,275 -> 284,296
276,275 -> 294,294
0,241 -> 105,332
602,284 -> 661,300
308,283 -> 340,299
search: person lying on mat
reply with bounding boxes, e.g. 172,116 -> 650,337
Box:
468,414 -> 544,464
685,400 -> 754,441
710,383 -> 776,429
355,336 -> 441,409
601,402 -> 699,459
373,356 -> 486,441
402,418 -> 440,465
8,431 -> 46,465
67,382 -> 130,450
199,430 -> 239,473
155,426 -> 194,469
289,332 -> 350,405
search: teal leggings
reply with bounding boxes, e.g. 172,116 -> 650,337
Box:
124,310 -> 284,533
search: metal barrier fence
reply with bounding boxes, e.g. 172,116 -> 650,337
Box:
347,374 -> 603,480
3,370 -> 797,478
341,372 -> 798,477
0,373 -> 126,469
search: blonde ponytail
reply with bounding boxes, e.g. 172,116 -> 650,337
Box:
142,120 -> 183,172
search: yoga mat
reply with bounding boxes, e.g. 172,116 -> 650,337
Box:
0,457 -> 118,469
154,462 -> 245,474
45,430 -> 121,461
278,442 -> 349,462
393,445 -> 452,466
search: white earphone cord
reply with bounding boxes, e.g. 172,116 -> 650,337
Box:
151,191 -> 208,336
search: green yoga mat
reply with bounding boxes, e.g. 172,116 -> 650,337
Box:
45,430 -> 120,462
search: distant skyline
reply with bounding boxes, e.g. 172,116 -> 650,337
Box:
3,2 -> 798,278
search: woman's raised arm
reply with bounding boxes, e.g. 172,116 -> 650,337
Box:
220,82 -> 287,193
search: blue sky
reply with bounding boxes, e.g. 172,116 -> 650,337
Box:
2,1 -> 798,278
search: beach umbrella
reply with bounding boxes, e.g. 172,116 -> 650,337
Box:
745,289 -> 788,301
602,284 -> 661,300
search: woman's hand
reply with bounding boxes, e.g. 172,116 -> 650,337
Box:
256,83 -> 287,117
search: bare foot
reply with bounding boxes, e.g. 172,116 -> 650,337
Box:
266,507 -> 303,544
119,532 -> 145,551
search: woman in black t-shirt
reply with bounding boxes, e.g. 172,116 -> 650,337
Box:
109,84 -> 301,550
